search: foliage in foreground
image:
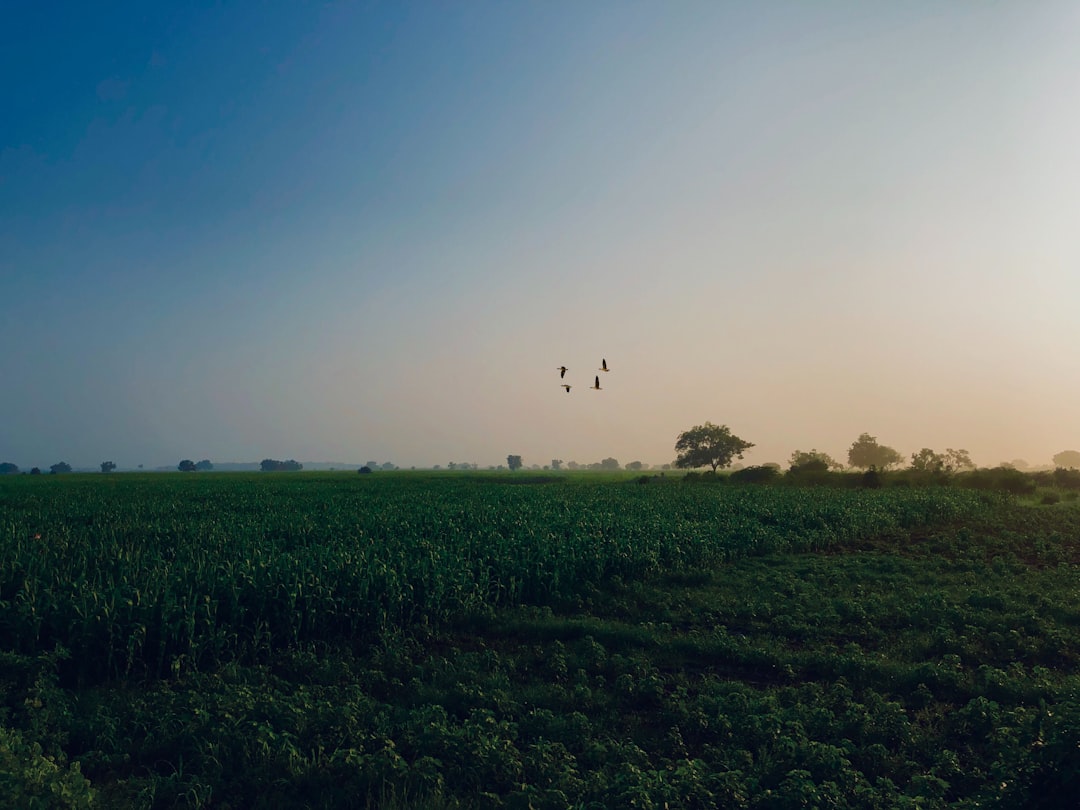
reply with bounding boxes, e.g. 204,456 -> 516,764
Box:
4,474 -> 1079,807
0,474 -> 990,684
3,504 -> 1080,807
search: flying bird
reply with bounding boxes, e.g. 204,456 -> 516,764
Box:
590,375 -> 602,390
561,384 -> 572,393
557,366 -> 568,378
599,358 -> 609,372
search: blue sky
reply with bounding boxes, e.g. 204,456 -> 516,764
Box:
3,1 -> 1079,470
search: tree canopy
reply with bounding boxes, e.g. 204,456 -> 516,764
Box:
788,449 -> 842,473
1053,450 -> 1080,470
260,459 -> 303,472
674,422 -> 754,473
100,461 -> 116,473
847,434 -> 903,471
506,455 -> 523,471
909,448 -> 946,473
910,448 -> 974,474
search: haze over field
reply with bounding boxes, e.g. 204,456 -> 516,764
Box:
3,1 -> 1079,471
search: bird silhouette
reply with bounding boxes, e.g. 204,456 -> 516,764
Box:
590,375 -> 602,390
599,358 -> 609,372
561,384 -> 572,393
557,366 -> 568,378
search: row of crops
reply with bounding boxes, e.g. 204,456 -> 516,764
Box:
0,473 -> 994,684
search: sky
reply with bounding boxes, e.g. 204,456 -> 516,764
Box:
2,1 -> 1079,471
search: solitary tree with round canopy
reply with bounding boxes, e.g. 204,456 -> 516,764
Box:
1053,450 -> 1080,470
847,433 -> 903,471
674,422 -> 754,473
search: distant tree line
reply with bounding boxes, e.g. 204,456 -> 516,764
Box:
4,443 -> 1080,480
178,460 -> 214,472
0,462 -> 69,474
260,459 -> 303,472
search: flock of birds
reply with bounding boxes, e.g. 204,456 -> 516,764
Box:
557,358 -> 609,393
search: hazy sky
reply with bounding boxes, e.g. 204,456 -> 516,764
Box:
3,1 -> 1079,470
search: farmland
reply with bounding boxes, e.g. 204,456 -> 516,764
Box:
2,472 -> 1079,808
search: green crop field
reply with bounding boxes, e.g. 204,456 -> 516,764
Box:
2,472 -> 1078,808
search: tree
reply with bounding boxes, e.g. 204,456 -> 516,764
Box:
674,422 -> 754,473
626,461 -> 644,471
911,447 -> 973,474
178,459 -> 197,472
550,459 -> 563,471
0,462 -> 19,475
30,467 -> 41,475
1053,450 -> 1080,470
847,433 -> 903,471
195,459 -> 213,471
50,462 -> 72,474
507,455 -> 523,471
910,448 -> 946,474
788,449 -> 842,473
944,448 -> 974,472
261,459 -> 303,471
358,466 -> 373,474
600,457 -> 620,470
100,461 -> 116,473
731,465 -> 781,484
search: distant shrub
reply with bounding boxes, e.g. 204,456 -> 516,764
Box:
959,467 -> 1036,495
260,459 -> 303,472
785,468 -> 844,487
358,466 -> 373,474
681,470 -> 725,484
860,469 -> 882,489
789,458 -> 830,475
730,465 -> 781,484
1053,467 -> 1080,490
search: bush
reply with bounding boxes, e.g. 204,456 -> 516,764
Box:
960,467 -> 1036,495
1053,467 -> 1080,490
730,465 -> 780,484
0,726 -> 95,808
785,467 -> 853,488
789,459 -> 829,475
1040,492 -> 1061,505
860,469 -> 882,489
359,466 -> 373,474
